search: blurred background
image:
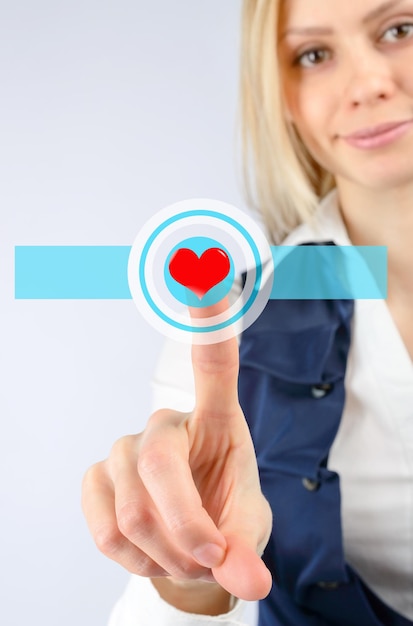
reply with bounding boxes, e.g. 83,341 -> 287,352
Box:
0,1 -> 257,624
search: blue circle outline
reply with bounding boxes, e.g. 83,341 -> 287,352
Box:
138,209 -> 262,333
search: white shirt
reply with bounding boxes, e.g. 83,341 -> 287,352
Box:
109,189 -> 413,625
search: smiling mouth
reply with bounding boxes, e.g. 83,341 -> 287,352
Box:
339,120 -> 413,150
343,120 -> 412,140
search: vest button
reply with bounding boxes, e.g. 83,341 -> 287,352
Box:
317,581 -> 340,589
302,477 -> 320,491
311,383 -> 333,398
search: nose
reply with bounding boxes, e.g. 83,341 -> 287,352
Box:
344,45 -> 396,108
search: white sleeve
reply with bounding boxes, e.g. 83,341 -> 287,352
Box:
108,576 -> 249,626
151,336 -> 195,413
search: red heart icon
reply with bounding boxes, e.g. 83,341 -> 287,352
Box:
168,247 -> 230,299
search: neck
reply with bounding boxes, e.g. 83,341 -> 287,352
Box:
335,180 -> 413,304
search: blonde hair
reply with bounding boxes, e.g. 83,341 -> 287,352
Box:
239,0 -> 336,244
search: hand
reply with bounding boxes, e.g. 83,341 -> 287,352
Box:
81,299 -> 273,603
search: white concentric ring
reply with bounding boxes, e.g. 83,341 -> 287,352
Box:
128,198 -> 273,344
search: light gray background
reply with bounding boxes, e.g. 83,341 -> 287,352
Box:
0,1 -> 258,625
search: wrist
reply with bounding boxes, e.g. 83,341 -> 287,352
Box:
151,577 -> 233,616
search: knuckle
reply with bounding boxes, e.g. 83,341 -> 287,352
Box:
107,434 -> 141,478
81,462 -> 107,513
138,446 -> 174,477
147,408 -> 173,426
110,434 -> 137,461
117,502 -> 153,539
94,523 -> 123,557
82,461 -> 105,491
147,408 -> 188,427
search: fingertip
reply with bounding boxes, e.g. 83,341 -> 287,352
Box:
212,536 -> 273,601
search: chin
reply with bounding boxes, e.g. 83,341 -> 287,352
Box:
339,158 -> 413,192
373,164 -> 413,187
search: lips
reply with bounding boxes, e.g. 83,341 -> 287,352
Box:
343,120 -> 411,139
340,119 -> 413,150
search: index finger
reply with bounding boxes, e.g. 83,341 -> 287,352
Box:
189,297 -> 240,416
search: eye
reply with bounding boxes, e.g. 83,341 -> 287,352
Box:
293,48 -> 331,68
381,21 -> 413,42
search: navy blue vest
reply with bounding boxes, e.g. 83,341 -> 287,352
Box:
238,297 -> 412,626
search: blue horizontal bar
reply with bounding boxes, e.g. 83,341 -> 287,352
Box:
15,246 -> 132,299
270,245 -> 387,299
14,244 -> 387,300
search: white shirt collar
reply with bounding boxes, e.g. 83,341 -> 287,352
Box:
281,188 -> 352,247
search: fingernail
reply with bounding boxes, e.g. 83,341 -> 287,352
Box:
192,543 -> 226,568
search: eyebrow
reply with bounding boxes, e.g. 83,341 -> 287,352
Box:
280,0 -> 407,40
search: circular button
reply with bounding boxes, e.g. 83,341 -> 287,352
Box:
311,383 -> 333,398
302,477 -> 320,491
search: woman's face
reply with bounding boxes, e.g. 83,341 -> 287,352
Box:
278,0 -> 413,191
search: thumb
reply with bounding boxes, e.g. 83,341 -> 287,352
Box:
212,534 -> 272,601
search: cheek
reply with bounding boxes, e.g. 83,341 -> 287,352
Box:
401,68 -> 413,96
290,90 -> 337,171
286,79 -> 328,140
283,74 -> 337,168
291,98 -> 329,157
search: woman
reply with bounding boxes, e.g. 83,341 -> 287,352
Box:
82,0 -> 413,624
